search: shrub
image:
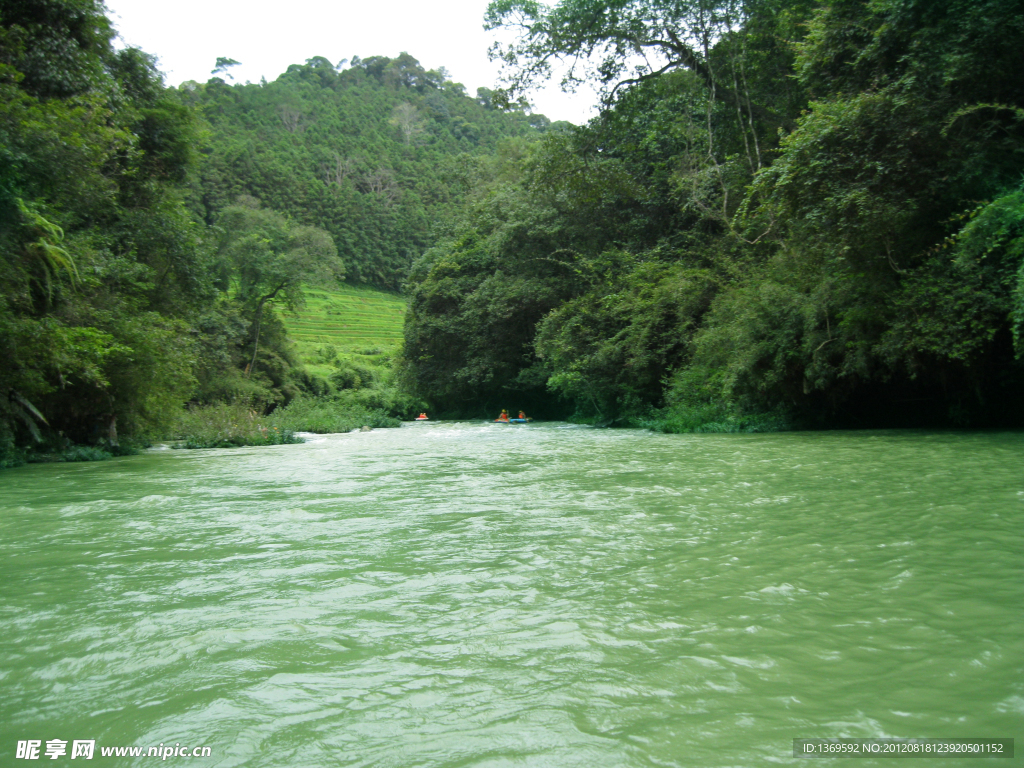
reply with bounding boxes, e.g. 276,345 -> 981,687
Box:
56,446 -> 114,462
171,401 -> 302,449
640,366 -> 793,433
648,409 -> 791,434
266,396 -> 400,433
330,361 -> 378,390
0,423 -> 23,469
22,444 -> 145,463
315,344 -> 339,364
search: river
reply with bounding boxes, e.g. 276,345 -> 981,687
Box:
1,423 -> 1021,766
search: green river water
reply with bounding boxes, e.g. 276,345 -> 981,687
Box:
1,423 -> 1022,767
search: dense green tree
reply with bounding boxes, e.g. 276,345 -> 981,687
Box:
0,0 -> 213,456
215,200 -> 341,377
401,115 -> 704,416
717,0 -> 1024,424
485,0 -> 811,130
404,0 -> 1024,427
182,52 -> 556,289
0,0 -> 115,99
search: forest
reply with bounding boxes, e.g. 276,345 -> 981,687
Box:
2,0 -> 1023,466
403,0 -> 1024,428
0,0 -> 554,464
185,52 -> 558,289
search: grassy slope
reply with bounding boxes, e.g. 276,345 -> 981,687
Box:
282,284 -> 407,366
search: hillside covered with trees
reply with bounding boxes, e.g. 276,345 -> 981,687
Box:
0,0 -> 554,463
2,0 -> 1023,466
401,0 -> 1024,428
180,53 -> 559,289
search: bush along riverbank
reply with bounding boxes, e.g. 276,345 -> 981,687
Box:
266,396 -> 401,434
171,401 -> 303,449
564,406 -> 792,434
0,435 -> 144,469
170,396 -> 405,449
546,369 -> 795,434
635,374 -> 794,434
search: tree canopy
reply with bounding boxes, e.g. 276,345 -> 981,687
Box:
404,0 -> 1024,428
180,52 -> 563,289
3,0 -> 1023,459
0,1 -> 563,462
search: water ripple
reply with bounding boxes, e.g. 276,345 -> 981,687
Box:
1,425 -> 1021,766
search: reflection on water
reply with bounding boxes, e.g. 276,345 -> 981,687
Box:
1,424 -> 1022,766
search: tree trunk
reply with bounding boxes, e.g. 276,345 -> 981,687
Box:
247,283 -> 286,378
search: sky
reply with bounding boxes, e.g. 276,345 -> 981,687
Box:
103,0 -> 601,125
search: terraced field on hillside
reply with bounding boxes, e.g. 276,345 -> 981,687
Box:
283,285 -> 406,355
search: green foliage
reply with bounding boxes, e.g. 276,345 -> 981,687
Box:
5,0 -> 1022,445
403,0 -> 1024,428
653,410 -> 791,434
727,0 -> 1024,424
0,421 -> 23,468
3,435 -> 144,467
27,445 -> 111,463
13,198 -> 78,301
400,125 -> 671,413
212,200 -> 341,383
642,366 -> 792,433
217,202 -> 342,307
486,0 -> 810,134
184,53 -> 555,289
940,183 -> 1024,356
332,383 -> 424,420
171,400 -> 302,449
266,397 -> 400,433
536,262 -> 718,416
0,0 -> 221,455
0,0 -> 115,100
401,69 -> 746,418
330,361 -> 378,390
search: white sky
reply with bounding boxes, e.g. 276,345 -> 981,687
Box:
103,0 -> 601,125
